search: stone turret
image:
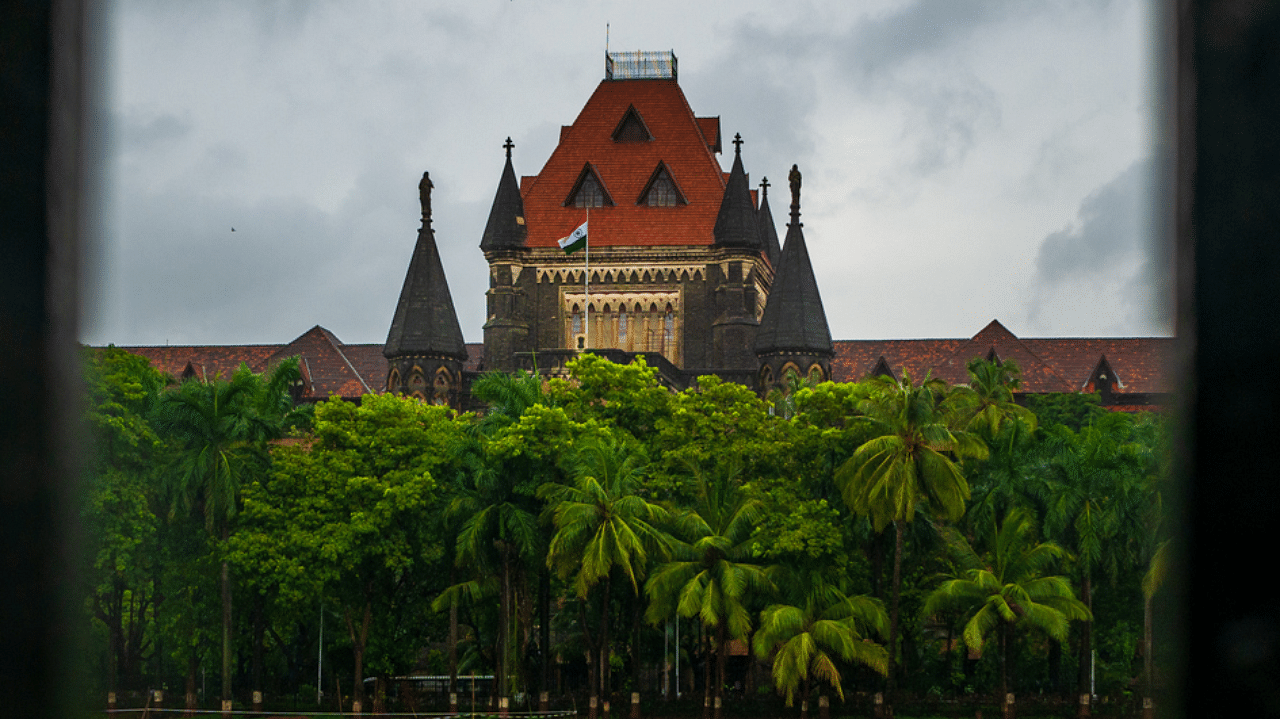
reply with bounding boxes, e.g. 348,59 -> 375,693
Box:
710,134 -> 764,371
481,139 -> 532,371
755,164 -> 833,391
384,171 -> 468,406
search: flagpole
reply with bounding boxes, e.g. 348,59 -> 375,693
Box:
584,206 -> 590,350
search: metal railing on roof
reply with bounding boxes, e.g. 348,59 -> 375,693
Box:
605,50 -> 677,80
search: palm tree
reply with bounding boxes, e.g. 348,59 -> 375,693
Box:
948,358 -> 1037,442
924,508 -> 1091,703
1039,413 -> 1151,713
753,572 -> 888,718
542,437 -> 671,715
153,358 -> 300,708
833,371 -> 987,713
645,465 -> 773,719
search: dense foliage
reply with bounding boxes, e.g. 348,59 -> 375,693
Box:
80,351 -> 1169,716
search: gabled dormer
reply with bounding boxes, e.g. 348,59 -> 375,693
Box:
870,356 -> 896,380
612,105 -> 653,143
636,162 -> 686,206
985,347 -> 1001,364
1086,354 -> 1123,404
564,163 -> 614,208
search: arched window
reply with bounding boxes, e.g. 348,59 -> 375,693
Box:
664,304 -> 675,350
618,307 -> 628,348
571,304 -> 582,335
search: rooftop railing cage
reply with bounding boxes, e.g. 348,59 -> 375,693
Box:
606,50 -> 677,80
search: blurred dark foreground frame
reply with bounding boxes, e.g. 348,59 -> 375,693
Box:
3,1 -> 1279,716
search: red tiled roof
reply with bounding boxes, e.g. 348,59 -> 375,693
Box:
832,320 -> 1174,397
521,79 -> 728,249
119,326 -> 389,402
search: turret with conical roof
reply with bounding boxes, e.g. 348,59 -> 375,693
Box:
755,164 -> 833,392
480,139 -> 532,372
757,176 -> 781,268
384,171 -> 469,406
480,138 -> 528,253
710,134 -> 765,372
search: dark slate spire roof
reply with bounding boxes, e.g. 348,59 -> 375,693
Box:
385,172 -> 468,360
479,138 -> 527,252
712,133 -> 761,250
755,164 -> 833,355
757,177 -> 781,267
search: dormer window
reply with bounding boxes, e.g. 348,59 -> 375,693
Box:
638,163 -> 686,207
612,105 -> 653,143
566,164 -> 613,208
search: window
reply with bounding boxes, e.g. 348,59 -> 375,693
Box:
618,308 -> 628,347
574,173 -> 605,208
571,304 -> 582,335
664,305 -> 675,349
648,175 -> 677,206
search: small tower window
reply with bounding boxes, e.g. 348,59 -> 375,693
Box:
618,308 -> 628,347
664,305 -> 675,350
572,304 -> 582,335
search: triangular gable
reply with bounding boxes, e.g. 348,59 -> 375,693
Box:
612,105 -> 654,143
563,163 -> 615,207
636,162 -> 687,206
870,356 -> 896,380
275,325 -> 372,399
929,320 -> 1073,392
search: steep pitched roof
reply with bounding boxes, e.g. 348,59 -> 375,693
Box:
270,326 -> 372,398
384,207 -> 467,360
755,179 -> 832,355
519,78 -> 729,248
756,179 -> 781,267
930,319 -> 1073,392
1021,337 -> 1173,394
712,137 -> 761,250
479,140 -> 528,252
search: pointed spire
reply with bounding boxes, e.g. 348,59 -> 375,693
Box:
757,176 -> 781,267
385,171 -> 468,360
713,133 -> 761,250
480,137 -> 528,252
755,164 -> 833,355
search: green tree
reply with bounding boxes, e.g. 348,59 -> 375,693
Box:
753,572 -> 888,717
153,358 -> 300,707
81,348 -> 168,695
833,372 -> 987,713
233,393 -> 453,712
948,358 -> 1037,444
645,465 -> 773,719
543,437 -> 671,713
923,508 -> 1091,701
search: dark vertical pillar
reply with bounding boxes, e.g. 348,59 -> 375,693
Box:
1176,1 -> 1280,717
0,2 -> 93,718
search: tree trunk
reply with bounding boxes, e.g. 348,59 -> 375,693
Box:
1144,590 -> 1154,703
600,572 -> 612,714
500,552 -> 511,704
1077,574 -> 1092,719
581,601 -> 598,719
252,595 -> 265,711
715,623 -> 727,719
541,569 -> 552,708
185,652 -> 198,717
221,524 -> 233,710
702,626 -> 712,719
347,600 -> 372,715
885,520 -> 904,718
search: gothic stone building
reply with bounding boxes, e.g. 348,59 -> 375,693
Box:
122,52 -> 1171,412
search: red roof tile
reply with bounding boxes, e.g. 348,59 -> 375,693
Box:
521,79 -> 728,249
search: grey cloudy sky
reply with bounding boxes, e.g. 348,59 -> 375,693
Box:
83,0 -> 1170,348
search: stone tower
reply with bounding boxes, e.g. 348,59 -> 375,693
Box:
384,171 -> 469,405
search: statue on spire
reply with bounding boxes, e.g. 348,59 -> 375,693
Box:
419,171 -> 433,225
788,164 -> 801,210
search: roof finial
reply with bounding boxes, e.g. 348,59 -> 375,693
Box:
419,171 -> 433,226
503,137 -> 514,159
788,164 -> 801,225
732,132 -> 744,155
760,176 -> 769,200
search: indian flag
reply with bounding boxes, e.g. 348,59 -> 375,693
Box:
557,221 -> 588,254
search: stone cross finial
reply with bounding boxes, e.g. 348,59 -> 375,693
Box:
732,132 -> 743,153
503,137 -> 514,158
760,176 -> 769,199
419,171 -> 433,225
